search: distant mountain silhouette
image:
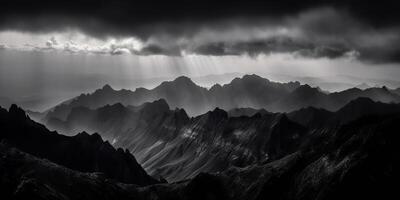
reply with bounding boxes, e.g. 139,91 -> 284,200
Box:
288,97 -> 400,127
0,104 -> 158,186
43,74 -> 302,120
273,85 -> 400,112
41,75 -> 400,123
329,86 -> 400,107
209,74 -> 301,110
270,84 -> 330,112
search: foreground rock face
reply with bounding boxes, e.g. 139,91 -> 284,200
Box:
0,105 -> 158,186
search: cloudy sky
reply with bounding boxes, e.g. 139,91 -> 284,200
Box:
1,0 -> 400,110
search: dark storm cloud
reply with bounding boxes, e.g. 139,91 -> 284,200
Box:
139,44 -> 182,56
1,0 -> 400,62
166,35 -> 356,59
190,38 -> 352,58
2,0 -> 399,38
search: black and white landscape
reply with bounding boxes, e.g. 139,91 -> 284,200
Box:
1,1 -> 400,200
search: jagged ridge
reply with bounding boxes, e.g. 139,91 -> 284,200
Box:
0,104 -> 158,186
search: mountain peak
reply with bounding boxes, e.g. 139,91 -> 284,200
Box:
210,83 -> 222,91
9,104 -> 27,120
364,86 -> 392,94
299,84 -> 312,88
159,76 -> 197,89
140,99 -> 170,116
174,76 -> 194,84
336,97 -> 377,114
294,84 -> 319,93
231,74 -> 269,85
345,97 -> 375,107
75,131 -> 104,143
101,84 -> 114,91
277,114 -> 290,123
206,107 -> 228,119
242,74 -> 268,81
151,99 -> 170,110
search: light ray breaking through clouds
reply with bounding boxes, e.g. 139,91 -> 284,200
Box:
1,46 -> 400,111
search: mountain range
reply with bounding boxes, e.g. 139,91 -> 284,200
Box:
2,74 -> 400,199
1,101 -> 400,200
18,74 -> 400,183
39,95 -> 400,182
37,75 -> 400,124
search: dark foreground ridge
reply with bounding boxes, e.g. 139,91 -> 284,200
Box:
2,103 -> 400,200
0,104 -> 158,186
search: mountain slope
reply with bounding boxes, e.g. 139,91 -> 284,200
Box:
0,142 -> 141,200
0,105 -> 158,186
331,97 -> 400,123
270,85 -> 330,112
47,100 -> 308,182
137,113 -> 400,200
220,113 -> 400,200
287,107 -> 334,127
